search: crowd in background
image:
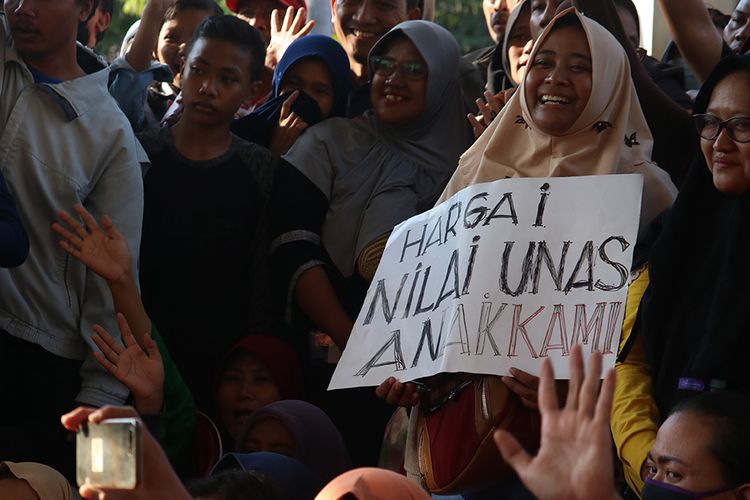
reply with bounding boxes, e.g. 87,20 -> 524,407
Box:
1,0 -> 750,498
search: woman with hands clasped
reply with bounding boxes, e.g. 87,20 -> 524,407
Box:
52,205 -> 195,471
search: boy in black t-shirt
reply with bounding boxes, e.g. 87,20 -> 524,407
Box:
137,16 -> 273,410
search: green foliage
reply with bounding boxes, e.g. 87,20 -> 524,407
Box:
121,0 -> 147,14
99,0 -> 140,60
98,0 -> 231,60
434,0 -> 490,53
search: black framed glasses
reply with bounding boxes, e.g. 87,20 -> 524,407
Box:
370,56 -> 427,81
693,114 -> 750,143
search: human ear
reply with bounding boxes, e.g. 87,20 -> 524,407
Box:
96,11 -> 112,34
78,0 -> 95,23
407,7 -> 421,19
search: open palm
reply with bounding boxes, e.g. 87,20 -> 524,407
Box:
53,204 -> 131,283
92,313 -> 164,415
494,346 -> 620,500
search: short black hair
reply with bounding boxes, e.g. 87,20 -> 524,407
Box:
671,392 -> 750,486
187,470 -> 285,500
98,0 -> 114,15
613,0 -> 640,37
165,0 -> 224,21
188,15 -> 266,82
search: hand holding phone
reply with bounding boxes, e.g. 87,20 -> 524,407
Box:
76,418 -> 142,489
62,406 -> 191,500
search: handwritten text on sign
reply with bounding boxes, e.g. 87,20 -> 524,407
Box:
329,175 -> 643,389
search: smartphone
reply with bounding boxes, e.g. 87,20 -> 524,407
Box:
76,417 -> 142,489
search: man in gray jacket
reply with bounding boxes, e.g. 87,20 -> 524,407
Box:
0,0 -> 144,477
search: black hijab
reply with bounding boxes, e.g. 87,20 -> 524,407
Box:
640,55 -> 750,419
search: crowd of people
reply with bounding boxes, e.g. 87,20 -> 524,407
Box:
0,0 -> 749,498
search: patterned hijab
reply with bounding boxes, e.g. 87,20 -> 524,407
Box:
440,8 -> 676,236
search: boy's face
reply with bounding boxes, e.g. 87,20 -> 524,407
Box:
235,0 -> 285,44
180,37 -> 261,127
157,8 -> 214,79
5,0 -> 92,64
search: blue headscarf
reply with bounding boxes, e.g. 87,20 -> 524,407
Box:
231,35 -> 351,146
211,452 -> 323,500
272,35 -> 351,118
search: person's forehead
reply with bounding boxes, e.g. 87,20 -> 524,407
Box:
652,412 -> 711,462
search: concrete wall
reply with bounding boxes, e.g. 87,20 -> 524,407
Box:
635,0 -> 737,58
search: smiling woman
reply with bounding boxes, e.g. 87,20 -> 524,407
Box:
441,8 -> 676,240
523,19 -> 592,135
267,20 -> 472,467
369,34 -> 428,126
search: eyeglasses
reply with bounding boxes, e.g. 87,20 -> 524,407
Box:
370,56 -> 427,81
693,114 -> 750,143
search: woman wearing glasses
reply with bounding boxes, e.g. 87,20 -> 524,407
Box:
612,54 -> 750,497
267,20 -> 472,466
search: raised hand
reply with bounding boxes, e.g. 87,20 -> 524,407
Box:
467,88 -> 515,139
92,313 -> 165,416
270,90 -> 309,156
494,345 -> 621,500
265,6 -> 315,70
53,204 -> 131,284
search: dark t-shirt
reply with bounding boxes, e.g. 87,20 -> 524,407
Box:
137,127 -> 274,409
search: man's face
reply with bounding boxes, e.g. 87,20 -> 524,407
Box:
236,0 -> 285,45
331,0 -> 420,66
615,6 -> 639,50
529,0 -> 560,39
724,0 -> 750,54
482,0 -> 520,44
5,0 -> 92,64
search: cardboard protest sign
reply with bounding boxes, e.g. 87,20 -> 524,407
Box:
329,175 -> 643,390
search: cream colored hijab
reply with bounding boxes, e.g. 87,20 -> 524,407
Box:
0,462 -> 72,500
439,8 -> 676,233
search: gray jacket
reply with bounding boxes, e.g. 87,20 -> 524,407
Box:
0,17 -> 146,406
